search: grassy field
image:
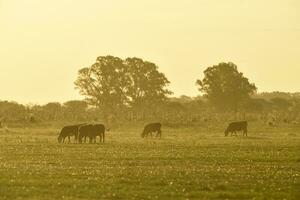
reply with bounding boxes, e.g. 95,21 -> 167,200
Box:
0,124 -> 299,200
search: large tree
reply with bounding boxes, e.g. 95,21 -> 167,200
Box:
196,62 -> 257,111
75,56 -> 129,122
124,57 -> 172,119
75,55 -> 171,122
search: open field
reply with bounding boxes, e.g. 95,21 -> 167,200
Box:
0,124 -> 299,200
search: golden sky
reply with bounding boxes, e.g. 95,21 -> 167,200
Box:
0,0 -> 299,104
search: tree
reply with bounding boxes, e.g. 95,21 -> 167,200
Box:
241,98 -> 269,113
75,55 -> 172,122
124,57 -> 172,120
270,97 -> 291,111
75,56 -> 129,122
0,101 -> 27,122
42,102 -> 63,121
196,62 -> 257,112
64,100 -> 88,121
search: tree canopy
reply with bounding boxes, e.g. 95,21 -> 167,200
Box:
75,55 -> 172,122
196,62 -> 257,111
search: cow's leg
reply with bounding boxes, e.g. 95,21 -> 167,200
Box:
91,136 -> 94,143
74,134 -> 77,144
157,130 -> 162,138
74,135 -> 76,143
103,132 -> 105,143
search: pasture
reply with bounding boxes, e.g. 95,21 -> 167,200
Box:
0,123 -> 299,200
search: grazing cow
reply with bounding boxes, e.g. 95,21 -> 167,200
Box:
78,124 -> 106,143
92,124 -> 106,143
78,124 -> 93,143
58,123 -> 86,143
141,123 -> 162,138
225,121 -> 248,136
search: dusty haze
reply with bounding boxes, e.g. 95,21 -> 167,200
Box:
0,0 -> 299,104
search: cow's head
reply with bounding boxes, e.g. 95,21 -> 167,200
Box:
224,129 -> 229,136
57,135 -> 63,143
141,131 -> 146,138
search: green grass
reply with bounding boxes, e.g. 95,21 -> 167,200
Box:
0,125 -> 299,200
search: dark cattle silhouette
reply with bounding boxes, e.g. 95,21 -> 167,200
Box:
225,121 -> 248,136
58,124 -> 86,143
78,124 -> 106,143
141,123 -> 162,138
92,124 -> 106,143
78,124 -> 93,143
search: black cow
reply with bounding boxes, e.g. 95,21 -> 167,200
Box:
58,123 -> 86,143
78,124 -> 106,143
93,124 -> 106,143
141,123 -> 162,138
78,124 -> 93,143
225,121 -> 248,136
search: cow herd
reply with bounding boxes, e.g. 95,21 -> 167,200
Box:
57,121 -> 248,143
57,123 -> 106,143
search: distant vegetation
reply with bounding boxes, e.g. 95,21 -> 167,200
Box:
0,56 -> 299,200
1,56 -> 300,127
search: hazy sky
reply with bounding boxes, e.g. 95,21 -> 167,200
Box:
0,0 -> 299,104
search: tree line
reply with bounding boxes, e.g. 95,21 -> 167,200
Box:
1,56 -> 300,126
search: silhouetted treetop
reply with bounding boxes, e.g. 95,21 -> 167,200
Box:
75,55 -> 172,122
196,62 -> 257,111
